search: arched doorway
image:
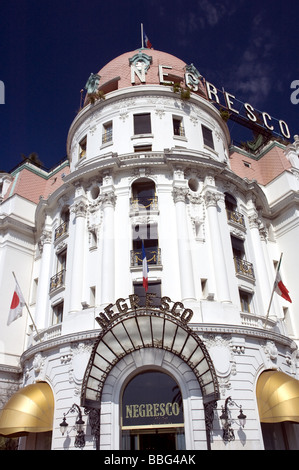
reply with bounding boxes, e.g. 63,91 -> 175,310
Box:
81,300 -> 219,449
121,370 -> 185,450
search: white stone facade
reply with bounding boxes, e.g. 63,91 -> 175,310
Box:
1,49 -> 299,451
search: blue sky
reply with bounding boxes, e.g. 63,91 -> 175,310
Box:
0,0 -> 298,172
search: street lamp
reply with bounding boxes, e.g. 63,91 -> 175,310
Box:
59,403 -> 85,448
220,396 -> 246,442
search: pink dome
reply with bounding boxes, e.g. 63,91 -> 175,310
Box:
97,49 -> 187,91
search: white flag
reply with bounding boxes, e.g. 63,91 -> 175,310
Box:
7,282 -> 26,325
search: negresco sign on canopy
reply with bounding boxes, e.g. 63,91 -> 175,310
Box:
95,294 -> 193,329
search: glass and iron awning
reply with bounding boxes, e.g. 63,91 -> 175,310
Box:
81,309 -> 219,409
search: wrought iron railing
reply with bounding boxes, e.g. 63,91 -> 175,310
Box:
130,248 -> 161,267
54,221 -> 68,241
226,209 -> 245,227
50,269 -> 66,292
130,196 -> 158,211
234,257 -> 255,280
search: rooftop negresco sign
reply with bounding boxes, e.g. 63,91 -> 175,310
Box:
86,50 -> 290,140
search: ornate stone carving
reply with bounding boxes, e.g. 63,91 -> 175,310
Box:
172,187 -> 188,203
85,73 -> 101,94
71,200 -> 88,218
101,190 -> 116,208
203,190 -> 221,208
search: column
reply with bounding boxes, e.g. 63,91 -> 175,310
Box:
173,186 -> 196,302
204,190 -> 231,303
100,190 -> 116,306
35,228 -> 52,329
248,208 -> 272,315
69,199 -> 87,312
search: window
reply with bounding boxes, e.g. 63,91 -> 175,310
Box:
79,136 -> 87,158
134,113 -> 151,135
173,117 -> 185,137
90,286 -> 96,307
231,235 -> 245,259
239,290 -> 252,313
202,125 -> 214,149
57,249 -> 67,272
131,179 -> 156,211
225,193 -> 237,212
131,223 -> 160,267
133,281 -> 161,306
52,301 -> 64,324
134,145 -> 152,152
102,121 -> 113,144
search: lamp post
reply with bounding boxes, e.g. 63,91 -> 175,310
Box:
59,403 -> 85,448
220,396 -> 246,442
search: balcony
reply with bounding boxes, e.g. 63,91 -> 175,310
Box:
226,209 -> 245,228
234,257 -> 255,281
130,196 -> 158,212
50,269 -> 65,293
54,221 -> 68,241
130,248 -> 162,267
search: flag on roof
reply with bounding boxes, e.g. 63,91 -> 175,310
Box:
143,30 -> 153,49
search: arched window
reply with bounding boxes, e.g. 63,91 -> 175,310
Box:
121,370 -> 185,450
131,178 -> 157,211
224,192 -> 237,212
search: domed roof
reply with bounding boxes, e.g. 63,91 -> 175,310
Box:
97,49 -> 187,90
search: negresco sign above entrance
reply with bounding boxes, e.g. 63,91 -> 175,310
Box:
95,294 -> 193,329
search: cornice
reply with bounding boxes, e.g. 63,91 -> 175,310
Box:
20,322 -> 297,369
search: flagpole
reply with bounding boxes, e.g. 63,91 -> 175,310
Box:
12,272 -> 40,339
264,253 -> 283,328
141,23 -> 144,48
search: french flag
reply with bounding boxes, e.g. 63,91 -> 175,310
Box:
142,241 -> 149,292
143,31 -> 153,49
275,270 -> 292,303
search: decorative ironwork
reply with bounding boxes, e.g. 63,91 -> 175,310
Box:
81,308 -> 220,410
49,269 -> 65,292
234,257 -> 255,280
131,248 -> 161,266
54,221 -> 68,241
226,209 -> 245,228
85,407 -> 101,450
130,196 -> 158,211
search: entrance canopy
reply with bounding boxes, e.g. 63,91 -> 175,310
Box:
81,309 -> 219,409
257,370 -> 299,423
0,382 -> 54,437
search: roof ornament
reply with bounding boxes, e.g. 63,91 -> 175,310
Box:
185,64 -> 202,91
85,73 -> 101,94
129,51 -> 153,84
129,51 -> 152,73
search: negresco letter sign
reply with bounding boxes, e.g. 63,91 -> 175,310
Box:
128,53 -> 290,139
95,294 -> 193,329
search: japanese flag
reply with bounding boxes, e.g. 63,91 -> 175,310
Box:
7,282 -> 26,325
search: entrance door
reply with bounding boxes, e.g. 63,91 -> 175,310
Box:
121,371 -> 185,451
